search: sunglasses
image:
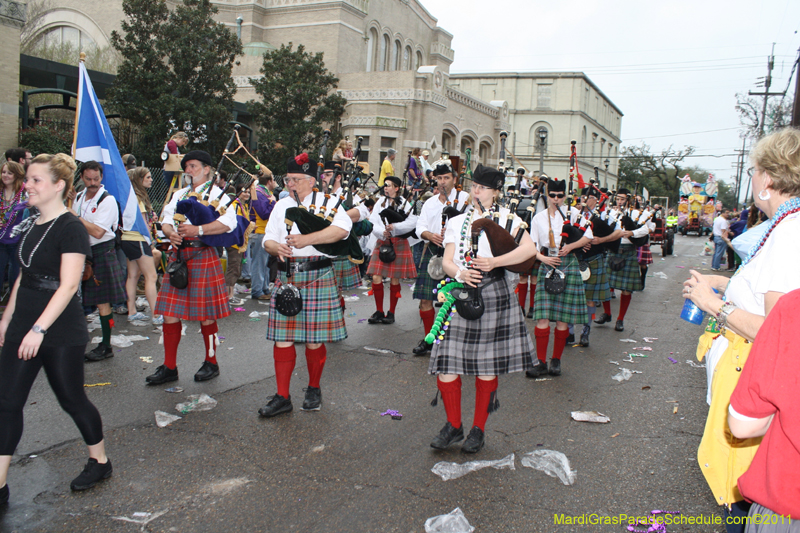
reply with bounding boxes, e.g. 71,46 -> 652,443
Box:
548,193 -> 565,199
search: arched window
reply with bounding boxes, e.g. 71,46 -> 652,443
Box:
442,131 -> 455,153
379,34 -> 390,71
404,45 -> 412,70
366,28 -> 378,72
479,141 -> 491,165
392,40 -> 401,71
460,137 -> 472,156
38,25 -> 95,51
415,51 -> 423,70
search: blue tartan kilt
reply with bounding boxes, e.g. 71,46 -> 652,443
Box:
609,245 -> 644,292
532,254 -> 589,324
333,257 -> 361,291
583,253 -> 611,303
412,242 -> 444,300
266,256 -> 347,344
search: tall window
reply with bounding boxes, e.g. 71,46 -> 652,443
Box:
366,29 -> 378,72
580,127 -> 587,157
584,87 -> 589,111
379,34 -> 389,71
392,40 -> 401,71
537,85 -> 551,109
415,51 -> 423,70
404,46 -> 412,70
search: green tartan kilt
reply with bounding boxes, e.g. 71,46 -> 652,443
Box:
583,253 -> 611,303
412,242 -> 443,300
608,245 -> 644,292
333,256 -> 361,291
533,254 -> 588,324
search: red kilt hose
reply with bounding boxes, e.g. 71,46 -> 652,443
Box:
366,237 -> 417,279
155,243 -> 230,321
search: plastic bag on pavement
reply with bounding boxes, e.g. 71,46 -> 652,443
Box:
155,410 -> 181,427
571,410 -> 611,423
652,271 -> 668,279
431,453 -> 515,481
521,449 -> 576,486
612,368 -> 634,382
90,334 -> 148,348
175,393 -> 218,414
424,507 -> 475,533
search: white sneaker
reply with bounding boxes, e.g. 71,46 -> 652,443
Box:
152,315 -> 164,325
234,283 -> 251,295
229,297 -> 245,306
128,312 -> 148,321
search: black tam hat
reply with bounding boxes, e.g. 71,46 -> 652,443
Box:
431,159 -> 455,176
181,150 -> 213,170
286,153 -> 315,176
384,176 -> 402,187
323,160 -> 341,171
582,186 -> 602,199
617,187 -> 630,196
547,178 -> 566,193
472,164 -> 505,190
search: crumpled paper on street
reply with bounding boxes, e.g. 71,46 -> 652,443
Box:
431,453 -> 515,481
155,410 -> 181,428
521,449 -> 576,486
612,368 -> 634,382
424,507 -> 475,533
571,410 -> 610,423
90,334 -> 148,348
652,271 -> 668,279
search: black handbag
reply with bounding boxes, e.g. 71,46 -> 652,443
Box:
274,283 -> 303,317
166,249 -> 189,289
379,240 -> 396,263
544,267 -> 566,295
608,256 -> 626,272
451,286 -> 485,321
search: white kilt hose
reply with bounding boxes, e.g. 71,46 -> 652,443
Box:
428,275 -> 534,376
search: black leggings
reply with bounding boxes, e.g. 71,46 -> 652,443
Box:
0,343 -> 104,455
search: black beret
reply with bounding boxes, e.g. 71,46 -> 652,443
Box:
181,150 -> 213,170
384,176 -> 402,187
286,153 -> 315,176
472,164 -> 504,190
547,178 -> 566,193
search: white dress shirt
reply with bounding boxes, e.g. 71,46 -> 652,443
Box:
369,195 -> 419,242
530,206 -> 594,250
74,185 -> 118,246
416,188 -> 471,241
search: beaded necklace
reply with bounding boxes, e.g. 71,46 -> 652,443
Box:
457,200 -> 497,268
18,208 -> 68,269
0,187 -> 25,239
181,180 -> 212,201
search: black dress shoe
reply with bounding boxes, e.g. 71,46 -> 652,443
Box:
258,394 -> 293,418
525,359 -> 548,378
566,333 -> 575,345
70,458 -> 112,491
549,358 -> 562,376
579,333 -> 590,347
146,365 -> 178,385
594,313 -> 612,325
85,344 -> 113,362
526,307 -> 534,319
615,320 -> 624,332
367,311 -> 385,324
430,422 -> 464,449
381,312 -> 395,324
194,361 -> 220,382
412,339 -> 432,356
461,426 -> 485,454
301,387 -> 322,411
0,484 -> 8,505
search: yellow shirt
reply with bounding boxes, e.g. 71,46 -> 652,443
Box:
379,158 -> 394,187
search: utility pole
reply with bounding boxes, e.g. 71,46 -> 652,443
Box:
733,138 -> 746,208
749,44 -> 784,138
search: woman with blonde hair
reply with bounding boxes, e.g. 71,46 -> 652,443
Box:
0,161 -> 28,287
332,139 -> 353,162
683,127 -> 800,532
163,131 -> 190,187
0,154 -> 112,504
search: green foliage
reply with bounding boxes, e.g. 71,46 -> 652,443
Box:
106,0 -> 242,165
24,41 -> 122,74
618,143 -> 696,206
248,43 -> 347,175
19,124 -> 73,156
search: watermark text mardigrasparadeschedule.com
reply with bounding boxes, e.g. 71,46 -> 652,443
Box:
553,513 -> 794,527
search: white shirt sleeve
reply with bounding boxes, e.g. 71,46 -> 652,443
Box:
369,198 -> 387,239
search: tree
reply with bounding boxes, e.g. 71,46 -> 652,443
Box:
735,92 -> 793,140
106,0 -> 242,164
248,44 -> 347,175
618,143 -> 695,205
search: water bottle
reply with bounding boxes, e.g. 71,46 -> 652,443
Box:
680,288 -> 718,325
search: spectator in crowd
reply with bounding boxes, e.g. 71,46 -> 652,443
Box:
121,154 -> 137,171
711,209 -> 731,271
378,148 -> 396,187
419,150 -> 432,175
4,148 -> 32,169
332,139 -> 353,162
0,161 -> 29,289
225,186 -> 251,306
248,168 -> 276,300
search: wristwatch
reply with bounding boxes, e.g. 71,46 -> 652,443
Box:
198,225 -> 204,236
32,325 -> 47,335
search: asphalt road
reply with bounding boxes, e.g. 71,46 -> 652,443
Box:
1,233 -> 734,533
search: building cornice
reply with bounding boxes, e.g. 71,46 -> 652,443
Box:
509,109 -> 621,144
0,0 -> 25,27
445,86 -> 498,118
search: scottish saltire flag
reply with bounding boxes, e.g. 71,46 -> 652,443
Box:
72,62 -> 150,243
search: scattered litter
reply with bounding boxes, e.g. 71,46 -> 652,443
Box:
249,318 -> 261,322
521,449 -> 576,486
611,433 -> 620,438
431,453 -> 515,481
630,369 -> 643,374
380,409 -> 403,420
642,386 -> 651,390
260,312 -> 269,316
347,312 -> 357,317
357,319 -> 367,323
364,346 -> 398,355
129,320 -> 150,327
112,509 -> 169,526
218,335 -> 225,340
628,353 -> 649,358
676,265 -> 686,268
84,382 -> 111,388
155,411 -> 181,428
620,339 -> 637,343
91,334 -> 148,348
175,393 -> 218,414
164,387 -> 184,393
668,357 -> 678,364
424,507 -> 475,533
29,454 -> 37,458
609,360 -> 620,365
652,271 -> 668,279
136,297 -> 150,309
673,405 -> 679,414
311,445 -> 325,453
571,411 -> 610,423
258,300 -> 270,305
233,307 -> 246,312
86,317 -> 101,331
633,347 -> 653,351
686,360 -> 706,368
534,378 -> 552,382
181,324 -> 187,335
343,295 -> 360,302
228,347 -> 235,350
613,368 -> 634,382
643,337 -> 658,343
140,356 -> 153,363
248,311 -> 260,318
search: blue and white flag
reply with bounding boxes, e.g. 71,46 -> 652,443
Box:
72,62 -> 150,243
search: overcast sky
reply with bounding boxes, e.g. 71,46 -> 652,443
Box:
423,0 -> 800,190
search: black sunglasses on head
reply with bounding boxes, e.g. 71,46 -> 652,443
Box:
548,193 -> 565,199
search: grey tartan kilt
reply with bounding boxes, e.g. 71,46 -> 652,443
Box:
608,245 -> 644,292
532,254 -> 589,324
412,242 -> 443,300
583,253 -> 611,303
428,276 -> 534,376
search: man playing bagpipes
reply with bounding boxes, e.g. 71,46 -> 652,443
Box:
258,153 -> 353,418
410,159 -> 470,356
147,150 -> 237,385
366,176 -> 419,325
526,178 -> 592,378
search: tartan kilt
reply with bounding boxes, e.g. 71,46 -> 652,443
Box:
366,237 -> 417,279
82,240 -> 127,306
583,253 -> 611,303
412,242 -> 443,300
155,245 -> 231,321
637,244 -> 654,266
609,245 -> 644,292
429,276 -> 534,376
533,254 -> 589,324
266,257 -> 347,344
333,257 -> 361,291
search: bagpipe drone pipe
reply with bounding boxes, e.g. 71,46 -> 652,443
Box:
620,181 -> 650,247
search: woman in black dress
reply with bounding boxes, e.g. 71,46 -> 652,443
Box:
0,153 -> 112,505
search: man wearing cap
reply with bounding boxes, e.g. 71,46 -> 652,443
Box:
366,176 -> 418,325
410,159 -> 470,356
379,149 -> 397,188
146,150 -> 236,385
258,153 -> 352,418
420,150 -> 433,175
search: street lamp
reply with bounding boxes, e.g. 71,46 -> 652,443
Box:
604,158 -> 610,189
537,127 -> 548,177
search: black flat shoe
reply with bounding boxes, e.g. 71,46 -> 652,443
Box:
579,333 -> 590,347
258,394 -> 293,418
461,426 -> 485,454
525,360 -> 548,378
594,313 -> 612,325
146,365 -> 178,385
615,320 -> 624,332
367,311 -> 385,324
85,344 -> 113,362
381,312 -> 395,324
412,339 -> 432,356
301,387 -> 322,411
194,361 -> 220,382
526,307 -> 534,319
430,422 -> 464,449
70,458 -> 112,491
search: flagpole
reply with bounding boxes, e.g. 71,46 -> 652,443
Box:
69,52 -> 87,209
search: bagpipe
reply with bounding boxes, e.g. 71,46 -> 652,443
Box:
582,177 -> 618,255
426,150 -> 471,279
620,181 -> 650,247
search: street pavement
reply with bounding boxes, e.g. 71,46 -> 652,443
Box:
1,234 -> 735,533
